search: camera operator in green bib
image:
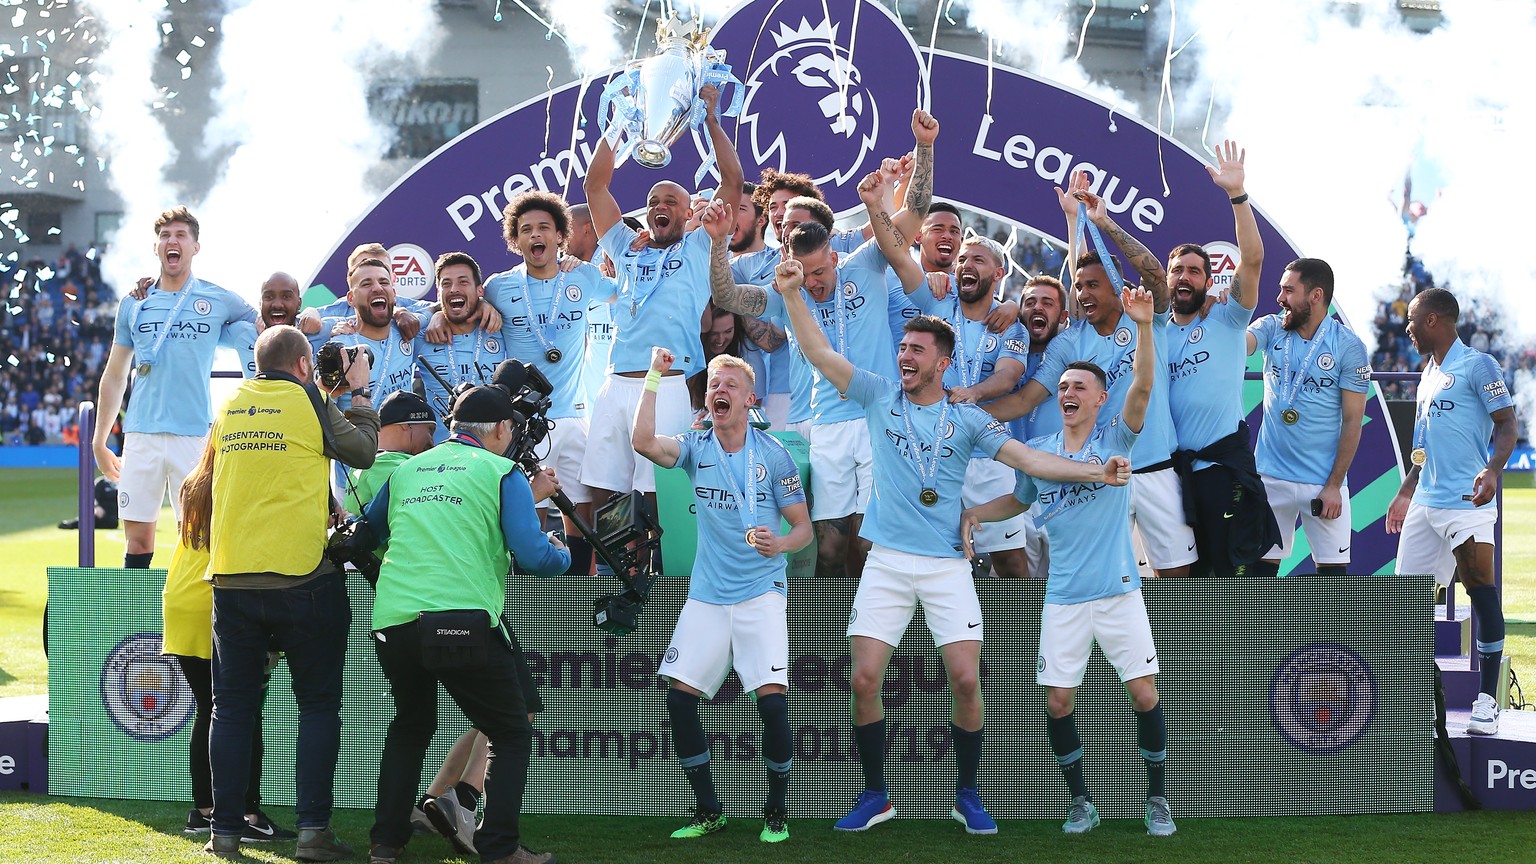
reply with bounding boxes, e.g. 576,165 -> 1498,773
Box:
355,381 -> 568,864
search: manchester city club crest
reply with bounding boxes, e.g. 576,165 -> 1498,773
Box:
193,298 -> 212,316
1318,353 -> 1335,371
565,283 -> 582,302
1188,325 -> 1204,344
1114,327 -> 1132,347
1269,643 -> 1378,755
100,633 -> 195,741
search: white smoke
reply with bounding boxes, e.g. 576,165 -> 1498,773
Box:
191,0 -> 443,299
543,0 -> 625,75
954,0 -> 1137,114
1178,0 -> 1536,342
89,0 -> 177,297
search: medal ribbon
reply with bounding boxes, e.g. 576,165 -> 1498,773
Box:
898,394 -> 951,496
711,428 -> 758,533
1033,431 -> 1097,528
518,268 -> 568,359
948,301 -> 988,388
443,331 -> 484,389
129,282 -> 196,370
1279,317 -> 1332,413
1076,204 -> 1126,291
620,239 -> 683,319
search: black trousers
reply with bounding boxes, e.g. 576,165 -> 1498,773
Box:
174,655 -> 263,812
1186,464 -> 1262,578
370,619 -> 535,860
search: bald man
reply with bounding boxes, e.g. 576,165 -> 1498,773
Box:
224,272 -> 328,378
580,82 -> 744,509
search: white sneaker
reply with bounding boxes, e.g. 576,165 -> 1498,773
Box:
1468,692 -> 1500,735
425,792 -> 477,855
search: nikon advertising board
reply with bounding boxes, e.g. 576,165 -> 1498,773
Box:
50,568 -> 1432,818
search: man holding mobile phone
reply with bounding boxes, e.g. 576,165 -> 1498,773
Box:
1245,258 -> 1370,575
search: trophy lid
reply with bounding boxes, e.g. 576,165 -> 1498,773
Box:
656,12 -> 710,50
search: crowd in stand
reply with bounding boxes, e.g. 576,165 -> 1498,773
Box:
1371,255 -> 1533,441
0,243 -> 117,446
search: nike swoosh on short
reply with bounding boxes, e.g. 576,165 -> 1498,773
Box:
699,463 -> 716,468
770,666 -> 785,672
1338,547 -> 1349,554
967,622 -> 981,629
1145,656 -> 1156,664
1005,529 -> 1022,539
1223,512 -> 1234,519
1187,543 -> 1196,551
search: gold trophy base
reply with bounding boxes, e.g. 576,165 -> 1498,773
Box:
634,139 -> 672,168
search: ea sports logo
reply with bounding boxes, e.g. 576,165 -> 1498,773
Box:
388,243 -> 435,301
1204,241 -> 1240,291
100,633 -> 195,741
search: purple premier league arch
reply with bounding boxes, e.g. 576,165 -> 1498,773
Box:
309,0 -> 1403,575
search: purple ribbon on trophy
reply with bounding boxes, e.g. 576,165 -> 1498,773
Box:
598,13 -> 745,186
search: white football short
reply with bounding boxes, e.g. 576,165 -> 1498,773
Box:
1129,467 -> 1198,570
581,373 -> 689,494
541,415 -> 592,505
848,545 -> 982,648
808,418 -> 873,521
118,431 -> 205,523
1396,501 -> 1498,587
1037,590 -> 1159,688
1261,474 -> 1353,565
963,457 -> 1031,553
657,591 -> 789,697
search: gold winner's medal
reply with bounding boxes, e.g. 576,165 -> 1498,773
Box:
1411,448 -> 1427,466
545,347 -> 562,364
745,529 -> 757,547
920,488 -> 939,507
1281,408 -> 1299,425
137,363 -> 151,377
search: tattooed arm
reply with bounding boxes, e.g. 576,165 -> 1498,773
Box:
858,165 -> 925,292
742,316 -> 787,353
707,230 -> 769,317
1067,170 -> 1170,312
891,109 -> 939,242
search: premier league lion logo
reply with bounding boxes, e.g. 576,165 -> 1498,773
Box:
739,19 -> 879,188
704,0 -> 925,207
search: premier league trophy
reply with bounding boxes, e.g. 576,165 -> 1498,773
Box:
599,13 -> 743,179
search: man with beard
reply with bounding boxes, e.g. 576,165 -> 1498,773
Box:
703,166 -> 926,580
775,258 -> 1130,835
414,252 -> 506,443
724,183 -> 792,428
321,257 -> 418,404
94,206 -> 257,569
226,272 -> 328,379
904,237 -> 1032,579
580,84 -> 743,513
633,347 -> 811,843
482,191 -> 612,575
985,174 -> 1195,578
1245,259 -> 1369,575
1163,140 -> 1278,578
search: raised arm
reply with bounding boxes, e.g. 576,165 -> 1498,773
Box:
1121,286 -> 1156,433
775,259 -> 854,395
858,165 -> 925,292
995,438 -> 1131,486
582,137 -> 623,239
890,109 -> 938,242
1207,139 -> 1262,310
701,84 -> 743,214
632,346 -> 683,468
704,204 -> 770,317
1068,170 -> 1169,312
